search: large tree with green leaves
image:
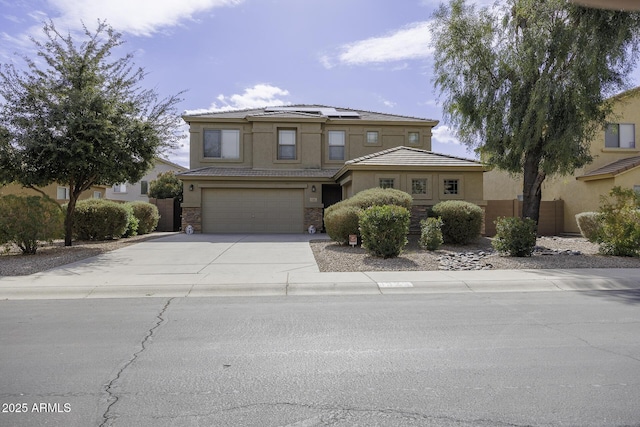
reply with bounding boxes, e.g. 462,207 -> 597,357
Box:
0,21 -> 183,246
431,0 -> 640,224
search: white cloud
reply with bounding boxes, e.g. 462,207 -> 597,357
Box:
48,0 -> 244,36
329,21 -> 433,67
432,125 -> 462,146
184,83 -> 292,114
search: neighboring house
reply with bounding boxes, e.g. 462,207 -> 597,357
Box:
484,87 -> 640,234
0,182 -> 106,203
179,105 -> 485,233
106,157 -> 188,203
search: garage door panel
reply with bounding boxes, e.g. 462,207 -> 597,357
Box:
202,189 -> 304,233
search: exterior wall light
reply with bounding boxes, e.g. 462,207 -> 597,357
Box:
311,185 -> 316,192
189,184 -> 194,191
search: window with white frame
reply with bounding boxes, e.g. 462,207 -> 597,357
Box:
93,191 -> 102,199
366,131 -> 379,144
204,129 -> 240,159
57,186 -> 70,200
605,124 -> 635,148
379,178 -> 395,189
113,183 -> 127,193
328,131 -> 345,160
278,129 -> 297,160
408,132 -> 420,145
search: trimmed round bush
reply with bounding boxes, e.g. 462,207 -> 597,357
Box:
128,202 -> 159,234
324,206 -> 361,244
492,216 -> 537,257
575,212 -> 601,242
324,188 -> 412,244
595,186 -> 640,257
419,216 -> 444,251
72,199 -> 129,241
432,200 -> 483,244
358,205 -> 410,258
0,195 -> 64,254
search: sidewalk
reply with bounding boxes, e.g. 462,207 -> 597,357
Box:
1,233 -> 639,300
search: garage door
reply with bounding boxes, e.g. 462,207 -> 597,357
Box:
202,188 -> 304,233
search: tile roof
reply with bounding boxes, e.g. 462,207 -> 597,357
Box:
179,167 -> 339,179
578,156 -> 640,180
182,104 -> 438,123
345,146 -> 482,168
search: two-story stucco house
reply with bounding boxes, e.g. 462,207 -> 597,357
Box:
484,87 -> 640,234
179,105 -> 485,234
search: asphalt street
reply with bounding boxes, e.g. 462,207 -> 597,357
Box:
1,291 -> 639,426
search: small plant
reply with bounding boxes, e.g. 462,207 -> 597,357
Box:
128,202 -> 160,234
324,205 -> 362,244
358,204 -> 410,258
0,195 -> 64,254
575,212 -> 601,242
432,200 -> 483,245
122,203 -> 139,237
492,216 -> 537,257
71,199 -> 129,241
419,217 -> 444,251
594,186 -> 640,257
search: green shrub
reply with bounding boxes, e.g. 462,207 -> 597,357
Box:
149,171 -> 183,202
0,195 -> 64,254
575,212 -> 601,242
432,200 -> 483,244
72,199 -> 129,241
122,203 -> 139,238
491,217 -> 537,257
324,188 -> 412,244
324,205 -> 362,244
358,205 -> 410,258
595,186 -> 640,257
128,201 -> 159,234
419,217 -> 444,251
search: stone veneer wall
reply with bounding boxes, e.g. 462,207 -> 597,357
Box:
305,207 -> 324,232
181,207 -> 202,233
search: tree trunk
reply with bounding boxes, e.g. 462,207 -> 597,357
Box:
64,195 -> 77,247
521,150 -> 546,228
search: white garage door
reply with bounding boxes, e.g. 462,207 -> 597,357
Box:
202,188 -> 304,233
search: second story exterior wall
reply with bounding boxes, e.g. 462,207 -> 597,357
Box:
184,106 -> 437,170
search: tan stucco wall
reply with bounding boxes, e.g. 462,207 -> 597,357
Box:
345,169 -> 485,207
188,120 -> 434,170
0,183 -> 106,203
484,89 -> 640,233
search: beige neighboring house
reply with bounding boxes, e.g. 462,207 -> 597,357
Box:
106,157 -> 188,203
0,182 -> 106,203
484,87 -> 640,234
179,105 -> 485,234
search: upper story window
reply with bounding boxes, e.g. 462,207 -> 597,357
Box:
366,131 -> 379,144
328,131 -> 345,161
140,180 -> 148,195
204,129 -> 240,159
605,124 -> 635,148
278,129 -> 297,160
113,183 -> 127,193
408,132 -> 420,145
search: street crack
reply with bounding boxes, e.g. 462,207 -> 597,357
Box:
99,297 -> 174,427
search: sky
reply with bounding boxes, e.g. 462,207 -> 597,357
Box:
0,0 -> 636,168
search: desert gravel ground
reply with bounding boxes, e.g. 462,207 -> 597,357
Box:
1,233 -> 639,276
309,235 -> 640,272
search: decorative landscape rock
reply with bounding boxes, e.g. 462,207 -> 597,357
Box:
437,251 -> 494,270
